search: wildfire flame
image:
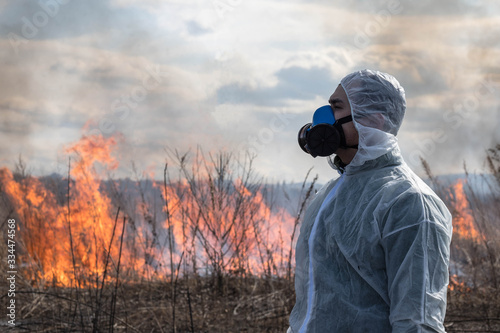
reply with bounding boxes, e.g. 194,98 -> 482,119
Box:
0,133 -> 296,286
448,274 -> 469,292
0,134 -> 125,286
450,179 -> 480,241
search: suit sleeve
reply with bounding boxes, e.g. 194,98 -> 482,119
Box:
381,193 -> 452,333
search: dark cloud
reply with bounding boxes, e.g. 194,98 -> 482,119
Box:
217,65 -> 337,106
0,108 -> 34,134
0,0 -> 156,41
298,0 -> 497,17
403,0 -> 497,17
186,20 -> 212,36
375,60 -> 449,98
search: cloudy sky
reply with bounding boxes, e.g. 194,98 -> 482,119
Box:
1,0 -> 499,184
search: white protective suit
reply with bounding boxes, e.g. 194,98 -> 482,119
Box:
289,70 -> 453,332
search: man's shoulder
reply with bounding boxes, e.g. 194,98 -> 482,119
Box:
359,164 -> 450,217
376,167 -> 452,235
362,163 -> 437,196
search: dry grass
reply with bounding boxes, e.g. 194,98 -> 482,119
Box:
446,285 -> 500,332
2,273 -> 500,332
1,275 -> 294,333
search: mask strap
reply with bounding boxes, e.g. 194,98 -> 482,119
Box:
334,115 -> 358,149
335,115 -> 353,125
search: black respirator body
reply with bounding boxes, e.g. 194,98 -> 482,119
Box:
298,105 -> 357,157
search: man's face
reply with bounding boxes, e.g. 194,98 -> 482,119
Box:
328,84 -> 359,149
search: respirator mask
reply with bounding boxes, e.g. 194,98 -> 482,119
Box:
298,105 -> 358,157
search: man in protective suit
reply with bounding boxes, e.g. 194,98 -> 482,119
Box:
290,69 -> 452,332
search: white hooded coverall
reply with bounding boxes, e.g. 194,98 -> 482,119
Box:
289,70 -> 453,332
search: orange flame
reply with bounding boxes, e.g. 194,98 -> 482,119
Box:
448,274 -> 469,292
450,180 -> 480,241
0,133 -> 125,286
0,133 -> 297,286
